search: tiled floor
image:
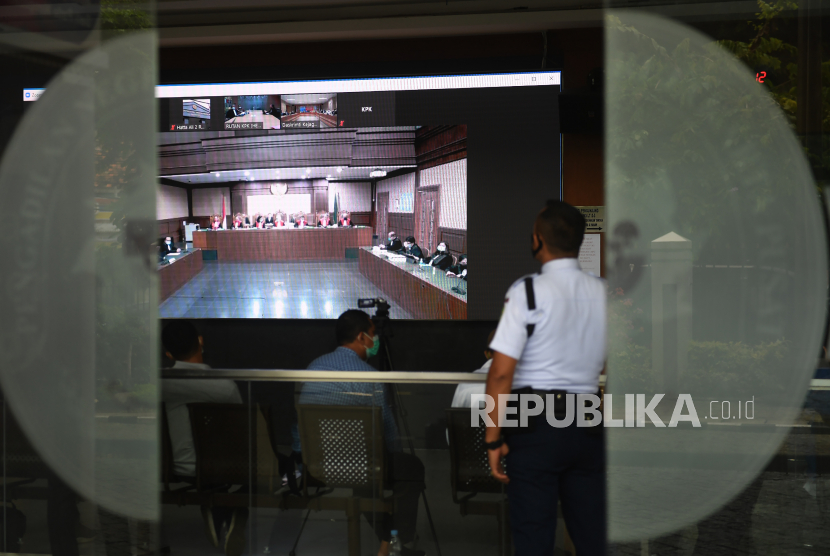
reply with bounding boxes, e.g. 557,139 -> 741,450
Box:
159,261 -> 414,319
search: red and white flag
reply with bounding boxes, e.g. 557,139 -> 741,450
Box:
221,195 -> 227,229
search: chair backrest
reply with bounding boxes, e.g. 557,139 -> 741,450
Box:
297,405 -> 385,491
445,408 -> 502,498
452,254 -> 458,266
188,403 -> 258,489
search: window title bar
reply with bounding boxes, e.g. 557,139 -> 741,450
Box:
23,89 -> 44,101
156,72 -> 560,98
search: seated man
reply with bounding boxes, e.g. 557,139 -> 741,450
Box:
339,211 -> 352,227
264,213 -> 276,228
402,237 -> 423,261
159,236 -> 182,259
161,321 -> 247,556
317,212 -> 332,227
380,231 -> 402,252
232,214 -> 244,229
298,311 -> 425,556
447,253 -> 468,280
451,330 -> 496,408
264,104 -> 280,117
295,212 -> 309,228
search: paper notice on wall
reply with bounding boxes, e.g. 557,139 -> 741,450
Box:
578,234 -> 601,276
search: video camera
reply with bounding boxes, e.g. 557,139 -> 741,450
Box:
358,297 -> 390,318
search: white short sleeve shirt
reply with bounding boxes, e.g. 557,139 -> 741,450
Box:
489,258 -> 606,393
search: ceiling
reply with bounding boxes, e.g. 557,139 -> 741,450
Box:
161,165 -> 411,184
0,0 -> 769,55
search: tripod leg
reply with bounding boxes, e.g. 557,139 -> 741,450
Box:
288,508 -> 312,556
420,490 -> 443,556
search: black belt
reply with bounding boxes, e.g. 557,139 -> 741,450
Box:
504,387 -> 602,436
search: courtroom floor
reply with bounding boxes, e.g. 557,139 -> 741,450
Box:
159,260 -> 414,319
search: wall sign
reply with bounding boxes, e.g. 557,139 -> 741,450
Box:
578,234 -> 601,276
575,205 -> 605,232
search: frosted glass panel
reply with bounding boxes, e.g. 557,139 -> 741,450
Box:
605,11 -> 826,542
0,31 -> 159,521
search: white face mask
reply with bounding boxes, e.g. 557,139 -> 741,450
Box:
404,243 -> 412,249
437,245 -> 446,252
165,240 -> 171,245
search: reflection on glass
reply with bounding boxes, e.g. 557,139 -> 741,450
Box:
605,10 -> 827,543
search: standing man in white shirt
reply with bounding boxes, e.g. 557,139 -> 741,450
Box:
484,200 -> 607,555
161,321 -> 247,556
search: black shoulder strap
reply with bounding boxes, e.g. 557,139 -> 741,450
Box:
524,276 -> 536,338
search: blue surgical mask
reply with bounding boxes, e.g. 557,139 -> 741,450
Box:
364,333 -> 380,358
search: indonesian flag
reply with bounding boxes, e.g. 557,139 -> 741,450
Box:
221,195 -> 227,229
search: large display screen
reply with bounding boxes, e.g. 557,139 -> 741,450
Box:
30,71 -> 553,319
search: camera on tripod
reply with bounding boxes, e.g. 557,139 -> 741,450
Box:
358,297 -> 390,318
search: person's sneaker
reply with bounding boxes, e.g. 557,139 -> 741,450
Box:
224,508 -> 248,556
200,505 -> 219,548
281,470 -> 302,487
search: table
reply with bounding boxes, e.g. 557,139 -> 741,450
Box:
358,247 -> 467,319
159,249 -> 203,302
192,227 -> 374,261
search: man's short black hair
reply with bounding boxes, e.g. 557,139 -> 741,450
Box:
405,236 -> 416,243
162,320 -> 201,360
336,310 -> 373,345
536,200 -> 585,255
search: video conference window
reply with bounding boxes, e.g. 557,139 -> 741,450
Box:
152,71 -> 561,320
224,95 -> 282,130
182,98 -> 210,130
280,93 -> 337,129
158,125 -> 468,320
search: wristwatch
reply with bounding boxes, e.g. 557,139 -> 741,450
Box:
483,438 -> 504,451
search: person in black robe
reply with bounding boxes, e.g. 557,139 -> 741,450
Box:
381,231 -> 403,252
339,212 -> 352,227
447,253 -> 467,280
159,236 -> 181,262
402,237 -> 424,261
423,242 -> 453,270
264,213 -> 276,227
317,212 -> 332,227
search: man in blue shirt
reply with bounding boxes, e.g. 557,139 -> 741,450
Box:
299,310 -> 424,556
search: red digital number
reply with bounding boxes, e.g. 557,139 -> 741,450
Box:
755,71 -> 766,83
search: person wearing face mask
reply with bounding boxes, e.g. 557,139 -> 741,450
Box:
298,310 -> 425,556
422,242 -> 453,270
161,321 -> 246,556
159,236 -> 182,260
380,231 -> 403,252
401,237 -> 424,261
484,200 -> 606,556
446,253 -> 468,279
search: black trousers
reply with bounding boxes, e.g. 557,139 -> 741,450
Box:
506,418 -> 606,556
357,451 -> 425,544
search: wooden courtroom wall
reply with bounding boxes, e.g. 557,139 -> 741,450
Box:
160,29 -> 604,209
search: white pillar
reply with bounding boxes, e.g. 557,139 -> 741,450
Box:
651,232 -> 693,393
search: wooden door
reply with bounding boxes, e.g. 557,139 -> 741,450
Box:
415,186 -> 440,255
376,192 -> 389,239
